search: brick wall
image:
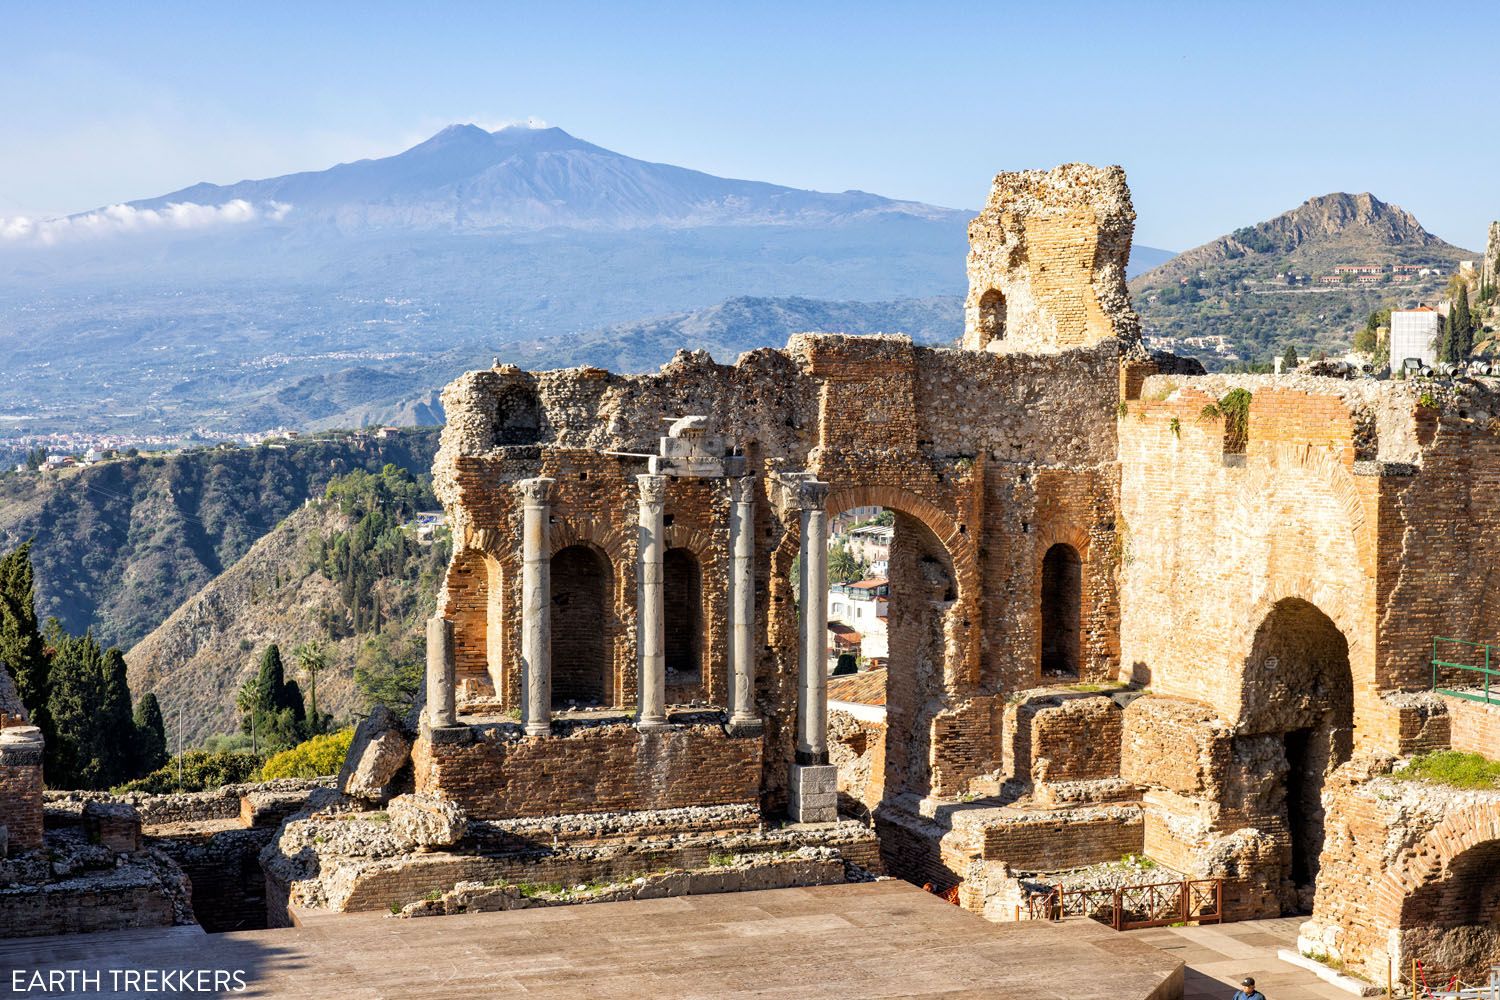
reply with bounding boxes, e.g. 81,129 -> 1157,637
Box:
413,721 -> 761,820
1445,696 -> 1500,756
0,728 -> 44,853
981,810 -> 1143,870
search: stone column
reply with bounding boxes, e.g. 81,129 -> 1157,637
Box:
636,474 -> 670,730
727,475 -> 760,734
519,477 -> 554,737
425,614 -> 456,728
790,478 -> 837,823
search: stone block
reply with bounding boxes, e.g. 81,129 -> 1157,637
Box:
338,705 -> 412,802
239,790 -> 311,829
788,763 -> 838,823
83,801 -> 141,853
388,792 -> 466,849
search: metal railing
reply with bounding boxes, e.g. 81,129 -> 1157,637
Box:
1026,878 -> 1222,930
1431,638 -> 1500,706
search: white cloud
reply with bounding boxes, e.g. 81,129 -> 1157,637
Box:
0,199 -> 291,246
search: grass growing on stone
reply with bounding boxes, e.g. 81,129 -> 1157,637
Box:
1394,751 -> 1500,789
708,852 -> 737,867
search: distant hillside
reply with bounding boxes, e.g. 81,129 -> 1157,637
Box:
248,295 -> 963,431
0,429 -> 439,649
1131,193 -> 1478,365
126,492 -> 445,747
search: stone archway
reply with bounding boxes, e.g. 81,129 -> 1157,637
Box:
820,485 -> 971,803
1396,838 -> 1500,979
1240,597 -> 1355,913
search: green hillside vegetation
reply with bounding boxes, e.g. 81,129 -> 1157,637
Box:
0,428 -> 439,650
125,463 -> 449,746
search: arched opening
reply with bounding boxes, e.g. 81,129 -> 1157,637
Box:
664,547 -> 703,685
1399,839 -> 1500,979
1242,597 -> 1354,913
550,544 -> 609,706
1040,543 -> 1082,679
978,289 -> 1006,346
820,499 -> 961,811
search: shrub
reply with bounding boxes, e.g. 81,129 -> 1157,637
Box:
114,749 -> 261,793
256,727 -> 354,781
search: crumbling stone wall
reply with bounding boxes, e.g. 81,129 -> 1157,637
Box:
962,163 -> 1140,354
0,726 -> 43,853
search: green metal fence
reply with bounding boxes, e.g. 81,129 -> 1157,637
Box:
1431,637 -> 1500,705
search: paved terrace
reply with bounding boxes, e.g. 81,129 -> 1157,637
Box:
3,881 -> 1183,999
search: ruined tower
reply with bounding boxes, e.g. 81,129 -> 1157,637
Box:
962,163 -> 1141,353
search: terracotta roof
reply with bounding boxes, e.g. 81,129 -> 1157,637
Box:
829,622 -> 863,644
828,668 -> 888,707
847,578 -> 888,590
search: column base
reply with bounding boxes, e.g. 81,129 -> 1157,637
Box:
725,716 -> 764,738
788,763 -> 838,824
635,718 -> 676,733
524,722 -> 552,738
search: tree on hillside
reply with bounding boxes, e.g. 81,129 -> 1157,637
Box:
237,643 -> 309,755
134,693 -> 169,773
45,625 -> 107,789
0,543 -> 49,729
354,632 -> 422,716
1451,286 -> 1474,361
1281,344 -> 1300,371
294,640 -> 331,736
99,648 -> 138,785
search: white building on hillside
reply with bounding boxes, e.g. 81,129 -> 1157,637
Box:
1390,306 -> 1440,373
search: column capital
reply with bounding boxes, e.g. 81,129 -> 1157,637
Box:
729,475 -> 755,504
637,473 -> 667,507
796,478 -> 830,511
516,477 -> 554,506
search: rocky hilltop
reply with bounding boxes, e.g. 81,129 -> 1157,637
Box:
1130,192 -> 1479,365
1137,193 -> 1470,287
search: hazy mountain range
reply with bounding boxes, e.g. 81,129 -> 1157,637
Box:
0,124 -> 1172,443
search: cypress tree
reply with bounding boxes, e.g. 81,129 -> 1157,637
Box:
99,647 -> 137,785
1281,344 -> 1300,371
134,693 -> 169,774
0,543 -> 49,729
45,626 -> 107,789
1452,286 -> 1474,360
1437,314 -> 1453,364
257,644 -> 287,714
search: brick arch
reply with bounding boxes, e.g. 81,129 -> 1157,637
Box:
1377,804 -> 1500,925
824,482 -> 979,689
549,517 -> 632,568
664,524 -> 724,574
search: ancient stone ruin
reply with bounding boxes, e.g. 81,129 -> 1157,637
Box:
3,165 -> 1497,985
408,161 -> 1500,983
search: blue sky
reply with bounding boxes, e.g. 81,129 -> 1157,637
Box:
2,0 -> 1495,251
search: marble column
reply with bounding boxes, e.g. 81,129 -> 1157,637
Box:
519,477 -> 553,737
790,478 -> 836,822
636,474 -> 670,730
795,478 -> 831,764
727,475 -> 759,732
425,614 -> 456,728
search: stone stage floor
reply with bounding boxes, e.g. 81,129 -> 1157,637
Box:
2,881 -> 1184,999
